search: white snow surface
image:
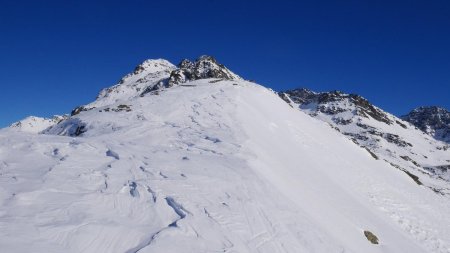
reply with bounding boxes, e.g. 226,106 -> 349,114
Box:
90,59 -> 176,108
9,115 -> 67,133
1,62 -> 450,252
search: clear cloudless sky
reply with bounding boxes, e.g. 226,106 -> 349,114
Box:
1,0 -> 449,127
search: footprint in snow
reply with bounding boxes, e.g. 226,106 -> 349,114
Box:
106,149 -> 120,160
159,172 -> 168,179
205,136 -> 221,143
128,181 -> 139,197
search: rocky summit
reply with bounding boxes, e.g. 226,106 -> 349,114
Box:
167,55 -> 241,86
402,106 -> 450,143
140,55 -> 241,95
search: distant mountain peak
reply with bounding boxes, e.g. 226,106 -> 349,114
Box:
410,106 -> 448,114
402,106 -> 450,142
284,88 -> 392,125
9,115 -> 67,133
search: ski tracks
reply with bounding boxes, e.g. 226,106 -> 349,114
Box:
368,186 -> 450,253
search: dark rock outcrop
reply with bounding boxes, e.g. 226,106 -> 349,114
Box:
167,55 -> 240,87
140,55 -> 240,96
284,88 -> 392,124
363,230 -> 379,244
402,106 -> 450,143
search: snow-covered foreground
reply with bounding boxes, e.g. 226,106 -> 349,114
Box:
1,80 -> 450,252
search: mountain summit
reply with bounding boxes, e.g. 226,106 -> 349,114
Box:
2,57 -> 450,253
402,106 -> 450,143
70,55 -> 239,114
168,55 -> 241,86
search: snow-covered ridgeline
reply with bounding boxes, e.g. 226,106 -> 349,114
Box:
1,56 -> 450,252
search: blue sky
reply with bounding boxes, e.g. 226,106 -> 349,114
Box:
1,0 -> 449,127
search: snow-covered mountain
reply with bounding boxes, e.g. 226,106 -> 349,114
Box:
9,115 -> 67,133
402,106 -> 450,143
70,55 -> 241,114
281,88 -> 450,188
1,57 -> 450,253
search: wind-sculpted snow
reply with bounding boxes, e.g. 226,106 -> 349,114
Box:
2,79 -> 450,252
43,118 -> 87,136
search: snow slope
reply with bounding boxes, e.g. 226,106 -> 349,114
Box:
1,58 -> 450,253
282,89 -> 450,191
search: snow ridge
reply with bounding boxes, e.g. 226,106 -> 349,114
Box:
282,88 -> 450,191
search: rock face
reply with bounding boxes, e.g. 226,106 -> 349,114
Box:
139,55 -> 241,95
167,55 -> 241,87
402,106 -> 450,143
281,88 -> 450,192
285,88 -> 391,124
